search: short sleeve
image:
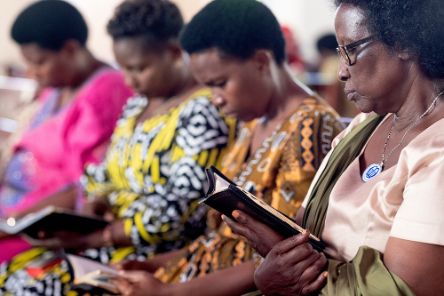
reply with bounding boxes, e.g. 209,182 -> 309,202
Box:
391,137 -> 444,246
272,105 -> 343,218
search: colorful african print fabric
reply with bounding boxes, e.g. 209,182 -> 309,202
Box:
154,97 -> 343,283
0,88 -> 236,295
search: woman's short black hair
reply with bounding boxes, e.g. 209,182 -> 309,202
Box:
180,0 -> 286,65
335,0 -> 444,79
107,0 -> 183,45
11,0 -> 88,51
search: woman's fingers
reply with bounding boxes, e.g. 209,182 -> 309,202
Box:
118,270 -> 151,283
301,271 -> 328,295
269,230 -> 310,256
223,213 -> 285,257
221,215 -> 252,238
112,277 -> 134,296
300,252 -> 327,279
23,235 -> 60,248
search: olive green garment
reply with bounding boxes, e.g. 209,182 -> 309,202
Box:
303,115 -> 414,295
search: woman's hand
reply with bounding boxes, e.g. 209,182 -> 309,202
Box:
222,210 -> 284,257
23,228 -> 109,250
206,208 -> 223,230
254,231 -> 328,295
82,195 -> 114,221
113,271 -> 171,296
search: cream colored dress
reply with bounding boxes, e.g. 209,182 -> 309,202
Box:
303,113 -> 444,261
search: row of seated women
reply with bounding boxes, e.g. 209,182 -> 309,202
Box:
2,0 -> 444,295
0,0 -> 341,295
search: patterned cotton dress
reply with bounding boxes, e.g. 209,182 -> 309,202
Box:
155,97 -> 344,283
0,88 -> 236,295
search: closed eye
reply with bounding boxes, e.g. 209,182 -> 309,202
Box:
210,80 -> 227,88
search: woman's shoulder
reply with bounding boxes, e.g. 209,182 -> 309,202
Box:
79,68 -> 126,93
292,96 -> 341,120
119,95 -> 149,121
179,87 -> 213,109
86,68 -> 126,85
402,118 -> 444,164
285,96 -> 344,131
330,112 -> 375,148
77,67 -> 132,104
177,87 -> 224,120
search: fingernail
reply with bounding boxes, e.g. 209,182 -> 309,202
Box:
323,271 -> 329,278
234,211 -> 247,223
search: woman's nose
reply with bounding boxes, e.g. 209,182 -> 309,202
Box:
211,92 -> 225,107
124,73 -> 138,90
26,66 -> 38,80
338,61 -> 350,82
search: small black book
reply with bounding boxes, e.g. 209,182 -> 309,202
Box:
0,206 -> 109,238
201,166 -> 325,252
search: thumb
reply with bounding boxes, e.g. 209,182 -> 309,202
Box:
118,270 -> 148,282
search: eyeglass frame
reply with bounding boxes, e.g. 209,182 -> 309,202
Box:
336,35 -> 376,66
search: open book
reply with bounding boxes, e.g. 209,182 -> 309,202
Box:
0,206 -> 109,238
201,166 -> 325,252
67,254 -> 119,295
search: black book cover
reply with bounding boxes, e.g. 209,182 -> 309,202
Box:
201,166 -> 325,252
0,206 -> 109,238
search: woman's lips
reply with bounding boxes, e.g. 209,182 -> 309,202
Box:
345,90 -> 357,101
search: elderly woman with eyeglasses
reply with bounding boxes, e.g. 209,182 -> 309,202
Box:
224,0 -> 444,295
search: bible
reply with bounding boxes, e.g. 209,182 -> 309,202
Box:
0,206 -> 109,238
201,166 -> 325,252
67,254 -> 119,295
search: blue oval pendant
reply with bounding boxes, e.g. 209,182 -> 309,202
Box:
362,163 -> 382,182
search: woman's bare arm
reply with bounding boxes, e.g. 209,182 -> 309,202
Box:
170,261 -> 256,296
384,237 -> 444,296
10,185 -> 78,218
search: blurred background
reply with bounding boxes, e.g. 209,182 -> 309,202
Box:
0,0 -> 355,142
0,0 -> 337,70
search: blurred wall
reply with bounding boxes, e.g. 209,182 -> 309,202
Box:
0,0 -> 336,72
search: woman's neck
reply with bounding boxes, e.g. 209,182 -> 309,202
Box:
263,64 -> 311,123
171,69 -> 197,99
58,51 -> 104,109
392,78 -> 440,131
66,50 -> 104,91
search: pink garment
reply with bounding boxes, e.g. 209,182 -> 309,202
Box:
0,68 -> 132,262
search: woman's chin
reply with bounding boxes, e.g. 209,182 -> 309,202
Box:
353,101 -> 375,114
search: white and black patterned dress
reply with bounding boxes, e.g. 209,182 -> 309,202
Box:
0,88 -> 236,295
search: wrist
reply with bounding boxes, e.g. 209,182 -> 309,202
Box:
101,225 -> 114,247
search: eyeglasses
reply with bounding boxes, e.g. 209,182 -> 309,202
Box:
336,35 -> 376,66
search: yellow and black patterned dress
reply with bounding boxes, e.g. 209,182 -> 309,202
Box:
155,96 -> 343,283
0,88 -> 236,295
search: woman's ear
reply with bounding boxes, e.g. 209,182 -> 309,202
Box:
252,50 -> 273,73
61,39 -> 81,57
166,41 -> 183,60
397,49 -> 413,61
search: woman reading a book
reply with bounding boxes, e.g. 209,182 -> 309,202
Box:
0,0 -> 234,295
224,0 -> 444,295
111,1 -> 343,295
0,0 -> 131,262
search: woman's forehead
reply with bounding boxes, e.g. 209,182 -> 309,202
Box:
335,4 -> 370,40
